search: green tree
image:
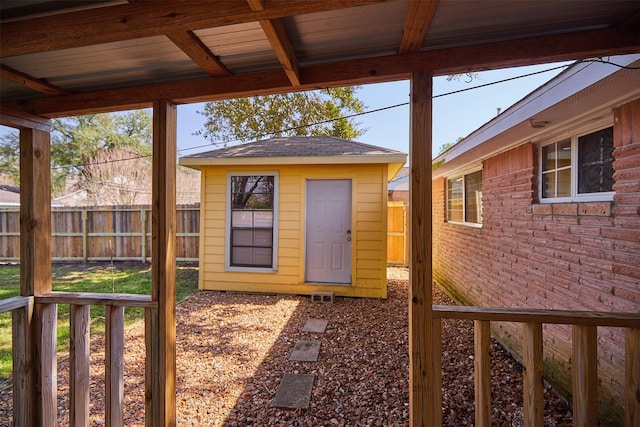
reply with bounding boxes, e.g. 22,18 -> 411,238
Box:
197,87 -> 367,145
0,110 -> 152,195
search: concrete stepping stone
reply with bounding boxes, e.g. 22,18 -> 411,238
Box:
303,318 -> 328,333
270,373 -> 315,408
289,340 -> 321,362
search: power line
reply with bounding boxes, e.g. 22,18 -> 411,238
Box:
52,58 -> 634,169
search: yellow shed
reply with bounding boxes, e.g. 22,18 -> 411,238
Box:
179,136 -> 406,298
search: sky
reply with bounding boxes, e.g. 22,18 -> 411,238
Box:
1,62 -> 572,162
175,61 -> 572,159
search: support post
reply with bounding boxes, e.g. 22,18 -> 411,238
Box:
409,71 -> 440,427
18,126 -> 53,426
146,100 -> 177,427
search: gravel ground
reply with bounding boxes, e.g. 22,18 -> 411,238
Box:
0,268 -> 572,426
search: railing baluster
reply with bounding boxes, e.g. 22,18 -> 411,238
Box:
433,318 -> 442,424
474,320 -> 491,427
11,298 -> 35,426
572,325 -> 598,426
626,328 -> 640,427
106,305 -> 125,427
522,322 -> 544,427
70,304 -> 90,426
38,303 -> 58,427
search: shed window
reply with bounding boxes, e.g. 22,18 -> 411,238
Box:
540,126 -> 613,202
228,174 -> 278,269
447,170 -> 482,226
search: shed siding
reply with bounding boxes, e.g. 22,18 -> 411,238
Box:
432,98 -> 640,423
199,163 -> 388,298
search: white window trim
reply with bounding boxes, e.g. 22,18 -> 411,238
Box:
538,124 -> 614,203
446,167 -> 483,228
225,171 -> 279,273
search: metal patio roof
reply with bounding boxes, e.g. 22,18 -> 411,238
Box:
1,1 -> 639,119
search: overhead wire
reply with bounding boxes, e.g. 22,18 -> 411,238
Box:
50,57 -> 636,170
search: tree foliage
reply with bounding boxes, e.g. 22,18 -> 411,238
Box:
197,87 -> 367,145
0,110 -> 152,196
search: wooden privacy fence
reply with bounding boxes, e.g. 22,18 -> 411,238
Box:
1,203 -> 407,265
387,201 -> 409,267
0,205 -> 199,262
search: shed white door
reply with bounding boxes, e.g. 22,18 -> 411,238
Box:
305,179 -> 352,284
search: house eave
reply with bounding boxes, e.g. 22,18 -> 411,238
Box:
432,54 -> 640,179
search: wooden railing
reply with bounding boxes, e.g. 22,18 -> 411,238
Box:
433,306 -> 640,426
1,293 -> 156,426
3,298 -> 638,425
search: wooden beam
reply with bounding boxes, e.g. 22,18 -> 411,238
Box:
0,106 -> 51,133
409,70 -> 440,427
433,305 -> 640,328
572,325 -> 598,425
70,305 -> 90,427
0,64 -> 70,96
522,323 -> 544,427
248,0 -> 301,86
146,100 -> 177,427
165,31 -> 230,77
399,0 -> 438,54
1,0 -> 382,57
474,320 -> 491,427
8,26 -> 639,118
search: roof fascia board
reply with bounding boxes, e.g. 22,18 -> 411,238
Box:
179,154 -> 407,167
432,54 -> 640,175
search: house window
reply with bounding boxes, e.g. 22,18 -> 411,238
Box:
227,173 -> 278,270
540,126 -> 613,201
447,170 -> 482,225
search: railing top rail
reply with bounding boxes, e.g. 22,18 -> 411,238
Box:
36,291 -> 156,308
434,305 -> 640,328
0,296 -> 34,314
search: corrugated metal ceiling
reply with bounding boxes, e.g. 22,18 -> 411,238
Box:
0,0 -> 638,113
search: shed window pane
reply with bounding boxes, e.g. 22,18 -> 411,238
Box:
229,174 -> 275,268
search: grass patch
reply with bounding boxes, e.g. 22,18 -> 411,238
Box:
0,262 -> 199,380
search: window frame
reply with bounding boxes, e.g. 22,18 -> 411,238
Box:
538,124 -> 614,203
225,171 -> 279,273
446,167 -> 483,228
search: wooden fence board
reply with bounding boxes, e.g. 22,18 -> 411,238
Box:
2,203 -> 402,264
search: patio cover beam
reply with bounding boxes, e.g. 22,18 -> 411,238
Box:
0,0 -> 383,57
7,26 -> 638,118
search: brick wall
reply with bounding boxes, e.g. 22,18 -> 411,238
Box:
432,98 -> 640,423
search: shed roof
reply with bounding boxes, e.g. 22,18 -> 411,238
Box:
179,136 -> 407,178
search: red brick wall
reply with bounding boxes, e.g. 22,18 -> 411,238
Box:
432,98 -> 640,422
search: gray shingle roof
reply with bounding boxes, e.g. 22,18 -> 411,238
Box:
182,136 -> 405,160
